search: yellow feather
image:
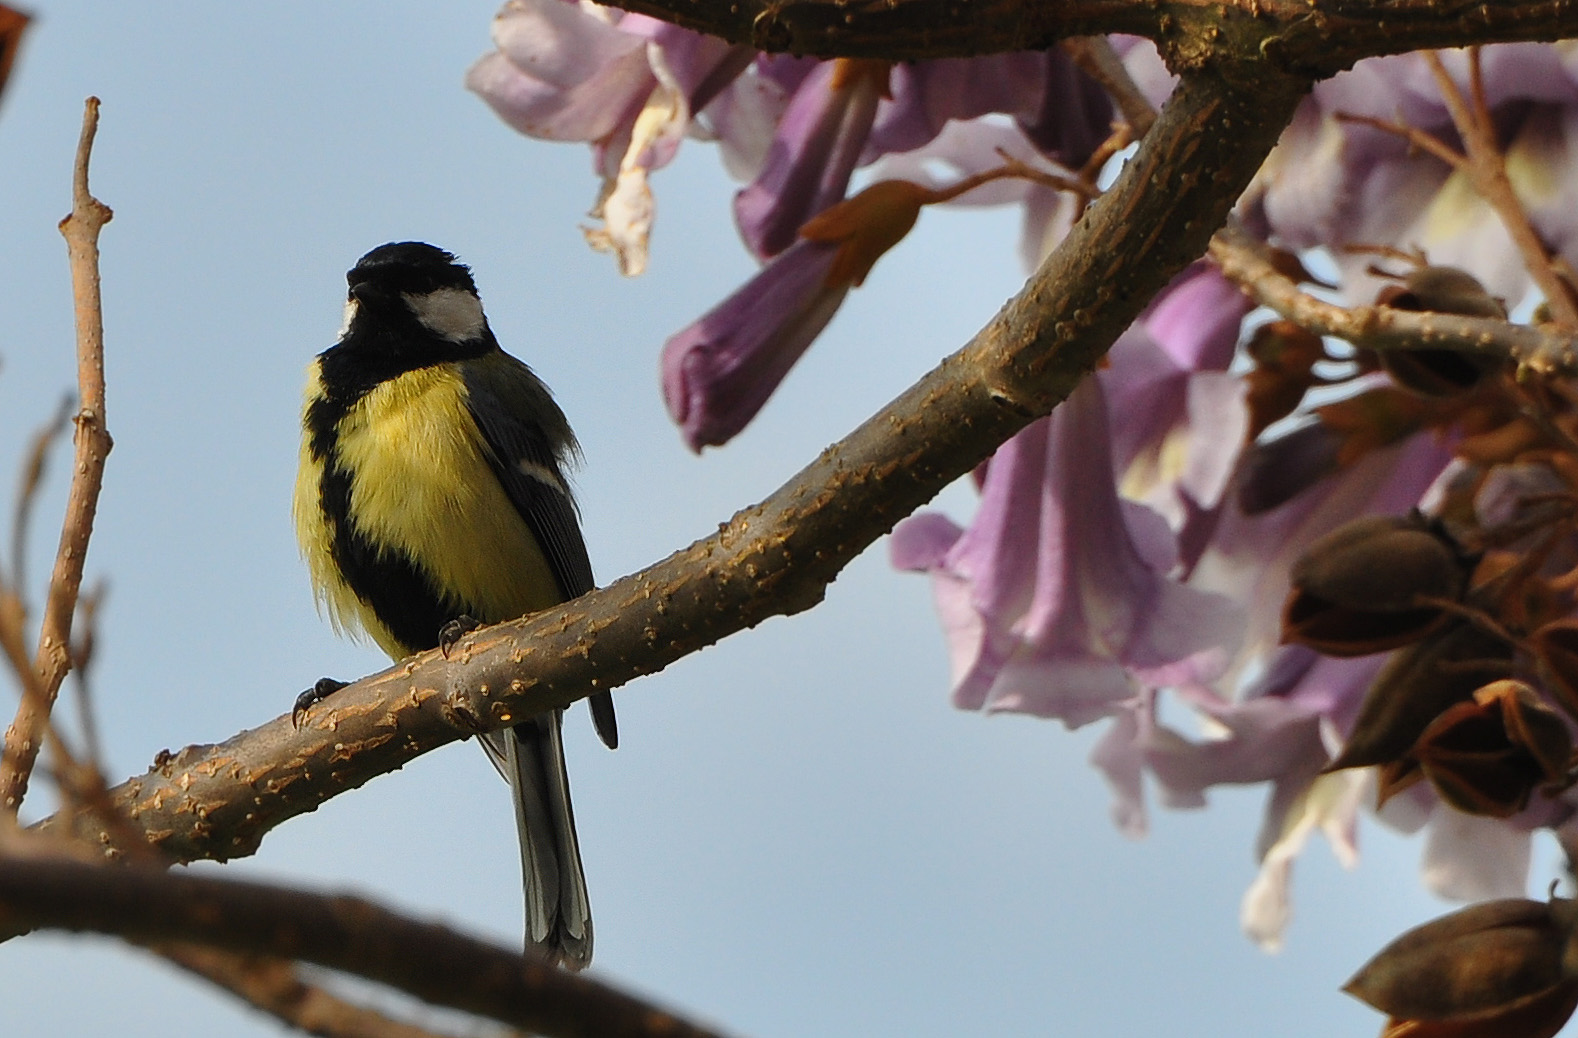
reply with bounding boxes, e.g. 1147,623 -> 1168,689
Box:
293,360 -> 562,659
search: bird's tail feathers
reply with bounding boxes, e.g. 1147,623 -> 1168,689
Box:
488,712 -> 592,969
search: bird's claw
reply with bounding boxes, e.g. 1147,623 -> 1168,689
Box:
293,677 -> 349,728
438,615 -> 482,659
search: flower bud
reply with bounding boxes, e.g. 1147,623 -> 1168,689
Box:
1345,895 -> 1578,1038
798,178 -> 927,288
1284,514 -> 1470,657
1243,320 -> 1326,439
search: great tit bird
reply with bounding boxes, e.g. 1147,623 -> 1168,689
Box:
293,241 -> 616,970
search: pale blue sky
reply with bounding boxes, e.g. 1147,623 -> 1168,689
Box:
0,4 -> 1551,1036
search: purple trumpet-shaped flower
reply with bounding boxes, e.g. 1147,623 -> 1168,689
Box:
867,52 -> 1053,158
734,59 -> 889,260
663,179 -> 927,450
661,240 -> 847,451
890,378 -> 1244,727
467,0 -> 755,274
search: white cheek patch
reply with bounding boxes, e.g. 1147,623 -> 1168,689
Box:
338,298 -> 359,337
404,286 -> 486,342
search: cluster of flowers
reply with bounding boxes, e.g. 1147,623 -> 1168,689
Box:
469,0 -> 1578,977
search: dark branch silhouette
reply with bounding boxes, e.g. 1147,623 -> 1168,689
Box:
0,853 -> 737,1038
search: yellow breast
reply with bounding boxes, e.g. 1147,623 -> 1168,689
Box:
294,361 -> 563,659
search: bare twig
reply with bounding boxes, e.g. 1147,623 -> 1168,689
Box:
160,944 -> 494,1038
1334,111 -> 1468,170
0,855 -> 740,1038
1209,221 -> 1578,375
1423,49 -> 1578,328
0,97 -> 114,815
11,395 -> 75,596
922,154 -> 1101,206
69,579 -> 106,767
1061,36 -> 1158,137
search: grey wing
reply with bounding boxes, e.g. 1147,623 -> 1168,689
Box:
463,370 -> 618,749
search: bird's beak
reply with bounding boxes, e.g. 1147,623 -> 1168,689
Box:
348,279 -> 389,306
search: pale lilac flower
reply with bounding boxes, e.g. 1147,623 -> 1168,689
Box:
1241,767 -> 1368,950
1100,264 -> 1253,540
1252,43 -> 1578,304
1421,809 -> 1534,901
1190,430 -> 1459,679
661,241 -> 847,451
663,179 -> 926,450
890,378 -> 1243,727
467,0 -> 754,274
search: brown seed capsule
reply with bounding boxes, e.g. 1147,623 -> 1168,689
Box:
1375,267 -> 1508,398
1328,621 -> 1511,772
1284,515 -> 1470,657
1345,895 -> 1578,1038
1533,620 -> 1578,720
1380,266 -> 1509,320
1402,680 -> 1572,818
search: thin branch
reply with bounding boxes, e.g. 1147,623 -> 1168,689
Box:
11,395 -> 75,596
38,68 -> 1313,863
1423,50 -> 1578,328
1061,36 -> 1157,137
0,855 -> 740,1038
1209,221 -> 1578,376
921,155 -> 1100,206
160,944 -> 500,1038
69,579 -> 106,767
1333,112 -> 1469,171
0,97 -> 114,815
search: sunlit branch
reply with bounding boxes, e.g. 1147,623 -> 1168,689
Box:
1210,222 -> 1578,376
588,0 -> 1578,69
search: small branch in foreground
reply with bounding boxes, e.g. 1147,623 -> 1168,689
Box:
0,855 -> 738,1038
1209,222 -> 1578,376
0,97 -> 114,816
10,395 -> 74,598
161,944 -> 490,1038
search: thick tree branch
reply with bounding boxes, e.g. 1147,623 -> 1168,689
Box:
0,855 -> 737,1038
589,0 -> 1578,71
1209,222 -> 1578,376
38,66 -> 1311,861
